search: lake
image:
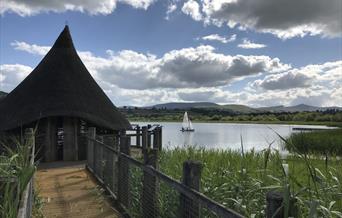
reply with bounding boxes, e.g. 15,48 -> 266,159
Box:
131,122 -> 335,151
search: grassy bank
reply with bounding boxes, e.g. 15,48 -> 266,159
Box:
158,147 -> 342,217
286,129 -> 342,155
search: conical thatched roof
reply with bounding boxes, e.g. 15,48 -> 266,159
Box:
0,26 -> 131,131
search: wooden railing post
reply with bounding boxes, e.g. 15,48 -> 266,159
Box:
87,127 -> 96,170
152,128 -> 158,150
142,126 -> 148,150
142,148 -> 159,218
152,126 -> 162,151
136,125 -> 141,147
147,128 -> 151,149
266,191 -> 297,218
103,135 -> 114,188
94,135 -> 104,179
180,160 -> 202,218
118,135 -> 131,209
158,127 -> 162,151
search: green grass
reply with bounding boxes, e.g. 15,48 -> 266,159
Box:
158,147 -> 342,217
0,136 -> 35,218
286,129 -> 342,155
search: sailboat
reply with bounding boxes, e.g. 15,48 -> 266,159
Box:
181,112 -> 195,132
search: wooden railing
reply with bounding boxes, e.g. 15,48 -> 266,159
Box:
85,126 -> 244,218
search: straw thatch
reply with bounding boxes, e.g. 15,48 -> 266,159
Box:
0,26 -> 131,131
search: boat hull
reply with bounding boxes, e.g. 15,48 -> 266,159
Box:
181,128 -> 195,132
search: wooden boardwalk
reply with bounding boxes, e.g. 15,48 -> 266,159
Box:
35,161 -> 121,218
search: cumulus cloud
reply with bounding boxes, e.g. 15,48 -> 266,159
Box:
200,34 -> 236,43
5,41 -> 342,107
181,0 -> 202,21
0,0 -> 155,16
0,64 -> 32,92
11,41 -> 289,89
251,61 -> 342,90
238,39 -> 267,49
192,0 -> 342,39
252,71 -> 313,90
11,41 -> 50,55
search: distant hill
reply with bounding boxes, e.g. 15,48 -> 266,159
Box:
149,102 -> 219,109
146,102 -> 342,113
218,104 -> 259,113
260,104 -> 342,112
259,104 -> 319,112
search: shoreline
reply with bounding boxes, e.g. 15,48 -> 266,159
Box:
128,119 -> 342,127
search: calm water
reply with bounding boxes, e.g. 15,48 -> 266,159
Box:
131,122 -> 335,151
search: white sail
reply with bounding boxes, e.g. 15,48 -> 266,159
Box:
189,119 -> 193,130
182,111 -> 194,131
182,112 -> 189,129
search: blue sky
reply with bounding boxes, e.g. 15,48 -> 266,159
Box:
0,0 -> 341,107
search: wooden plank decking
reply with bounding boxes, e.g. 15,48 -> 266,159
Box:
35,161 -> 121,218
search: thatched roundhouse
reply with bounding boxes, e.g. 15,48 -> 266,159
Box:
0,26 -> 131,161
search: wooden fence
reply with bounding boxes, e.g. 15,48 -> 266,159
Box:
85,126 -> 244,218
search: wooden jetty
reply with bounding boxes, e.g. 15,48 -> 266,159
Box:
36,161 -> 121,218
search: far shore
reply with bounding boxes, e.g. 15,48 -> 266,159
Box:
128,119 -> 342,127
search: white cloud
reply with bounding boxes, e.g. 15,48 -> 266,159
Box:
181,0 -> 202,21
11,41 -> 50,55
196,0 -> 342,39
0,0 -> 155,16
5,41 -> 342,107
165,3 -> 177,20
119,0 -> 155,10
251,61 -> 342,90
200,34 -> 236,43
11,41 -> 289,89
238,39 -> 267,49
0,64 -> 32,92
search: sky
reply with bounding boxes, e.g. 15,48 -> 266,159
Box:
0,0 -> 341,107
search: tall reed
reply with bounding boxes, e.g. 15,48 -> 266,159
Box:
0,136 -> 35,218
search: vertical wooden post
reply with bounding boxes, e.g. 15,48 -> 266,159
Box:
44,117 -> 57,162
158,127 -> 162,151
142,126 -> 148,150
152,127 -> 162,151
96,135 -> 104,180
180,160 -> 202,218
142,148 -> 159,218
136,126 -> 141,147
25,128 -> 35,150
266,191 -> 297,218
63,117 -> 78,161
112,134 -> 119,195
87,127 -> 96,170
118,135 -> 131,208
103,135 -> 115,188
147,131 -> 151,149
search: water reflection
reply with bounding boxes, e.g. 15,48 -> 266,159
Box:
182,131 -> 194,147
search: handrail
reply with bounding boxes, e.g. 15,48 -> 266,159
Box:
86,135 -> 244,218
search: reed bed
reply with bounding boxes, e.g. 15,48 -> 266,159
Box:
286,129 -> 342,155
158,143 -> 342,217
